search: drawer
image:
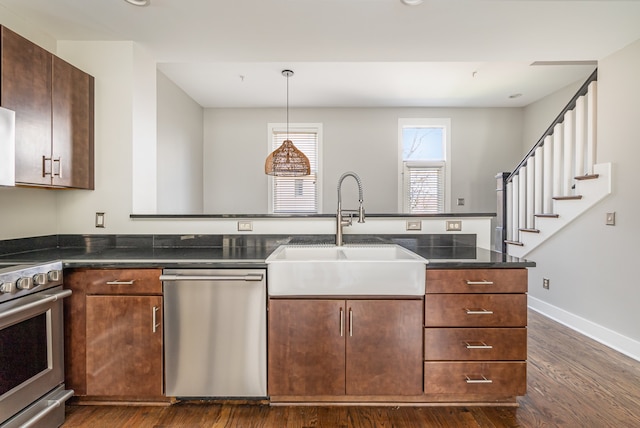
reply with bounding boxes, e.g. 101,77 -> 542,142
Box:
81,269 -> 163,295
424,328 -> 527,361
424,362 -> 526,395
426,269 -> 528,294
425,294 -> 527,327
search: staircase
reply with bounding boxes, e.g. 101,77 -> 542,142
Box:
496,70 -> 612,258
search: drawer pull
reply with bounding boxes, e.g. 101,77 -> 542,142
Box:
466,280 -> 494,285
465,375 -> 493,384
105,280 -> 136,285
339,307 -> 344,337
464,341 -> 493,349
465,308 -> 494,315
152,306 -> 161,333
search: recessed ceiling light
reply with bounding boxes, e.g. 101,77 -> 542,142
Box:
125,0 -> 150,6
401,0 -> 424,5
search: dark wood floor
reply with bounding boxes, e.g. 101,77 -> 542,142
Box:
63,310 -> 640,427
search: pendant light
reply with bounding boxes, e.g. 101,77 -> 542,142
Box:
264,70 -> 311,176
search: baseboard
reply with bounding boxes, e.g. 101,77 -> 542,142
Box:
528,296 -> 640,362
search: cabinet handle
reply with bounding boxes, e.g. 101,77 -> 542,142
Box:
105,280 -> 136,285
152,306 -> 160,333
42,156 -> 52,177
466,280 -> 494,285
465,308 -> 494,315
465,375 -> 493,384
53,157 -> 62,178
339,307 -> 344,337
464,341 -> 493,349
349,308 -> 353,337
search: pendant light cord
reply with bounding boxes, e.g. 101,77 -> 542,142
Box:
286,71 -> 290,141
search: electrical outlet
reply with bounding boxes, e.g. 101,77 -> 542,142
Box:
446,220 -> 462,231
406,220 -> 422,231
543,278 -> 550,290
606,212 -> 616,226
457,198 -> 465,206
237,221 -> 253,231
95,212 -> 105,228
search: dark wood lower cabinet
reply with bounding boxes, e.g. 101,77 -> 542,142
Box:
85,295 -> 163,397
268,298 -> 423,398
64,268 -> 166,402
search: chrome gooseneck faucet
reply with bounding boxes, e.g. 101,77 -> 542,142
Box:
336,171 -> 365,246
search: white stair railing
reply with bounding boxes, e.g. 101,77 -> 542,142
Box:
496,70 -> 599,253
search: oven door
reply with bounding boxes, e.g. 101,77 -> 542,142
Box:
0,286 -> 72,426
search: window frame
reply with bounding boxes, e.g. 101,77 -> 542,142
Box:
398,118 -> 451,213
267,123 -> 323,214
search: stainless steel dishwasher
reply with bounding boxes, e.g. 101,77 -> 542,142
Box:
161,268 -> 267,398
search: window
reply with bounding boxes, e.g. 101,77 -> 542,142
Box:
398,118 -> 451,213
268,123 -> 322,213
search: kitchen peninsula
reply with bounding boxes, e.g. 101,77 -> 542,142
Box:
0,231 -> 534,407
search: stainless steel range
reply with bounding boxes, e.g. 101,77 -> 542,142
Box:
0,261 -> 74,428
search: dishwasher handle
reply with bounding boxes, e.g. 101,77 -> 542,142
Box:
160,273 -> 264,282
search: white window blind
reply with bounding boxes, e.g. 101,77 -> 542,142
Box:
404,163 -> 445,213
270,128 -> 319,213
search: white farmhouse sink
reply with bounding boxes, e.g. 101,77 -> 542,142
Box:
266,245 -> 427,296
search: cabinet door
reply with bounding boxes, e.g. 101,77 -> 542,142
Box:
346,299 -> 423,395
268,299 -> 346,396
52,56 -> 94,189
85,295 -> 163,397
1,27 -> 52,186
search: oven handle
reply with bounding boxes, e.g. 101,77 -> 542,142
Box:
20,388 -> 74,428
0,289 -> 71,322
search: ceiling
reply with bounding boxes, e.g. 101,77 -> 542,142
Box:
0,0 -> 639,108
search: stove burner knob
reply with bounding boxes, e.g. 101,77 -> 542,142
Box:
0,281 -> 17,294
33,272 -> 48,286
48,270 -> 62,282
16,277 -> 34,290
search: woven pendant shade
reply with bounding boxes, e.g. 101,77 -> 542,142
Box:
264,69 -> 310,177
265,139 -> 310,176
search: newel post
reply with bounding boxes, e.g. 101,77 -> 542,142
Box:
495,172 -> 510,253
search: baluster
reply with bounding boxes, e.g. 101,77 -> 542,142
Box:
526,158 -> 535,229
575,95 -> 587,176
534,146 -> 544,217
586,81 -> 597,175
518,166 -> 527,235
506,181 -> 513,242
563,109 -> 575,194
552,123 -> 563,198
543,135 -> 553,213
511,175 -> 520,242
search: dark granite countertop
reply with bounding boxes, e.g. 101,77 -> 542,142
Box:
0,234 -> 535,269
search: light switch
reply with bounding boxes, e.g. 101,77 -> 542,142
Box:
606,212 -> 615,226
406,220 -> 422,231
95,212 -> 105,228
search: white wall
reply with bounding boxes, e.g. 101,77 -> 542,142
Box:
54,41 -> 137,234
525,39 -> 640,359
157,71 -> 204,214
203,107 -> 524,214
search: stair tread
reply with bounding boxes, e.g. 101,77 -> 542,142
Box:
519,228 -> 540,233
575,174 -> 600,180
505,240 -> 524,246
553,195 -> 583,200
535,213 -> 560,218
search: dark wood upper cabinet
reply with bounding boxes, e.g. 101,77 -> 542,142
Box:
52,56 -> 94,189
0,26 -> 94,189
